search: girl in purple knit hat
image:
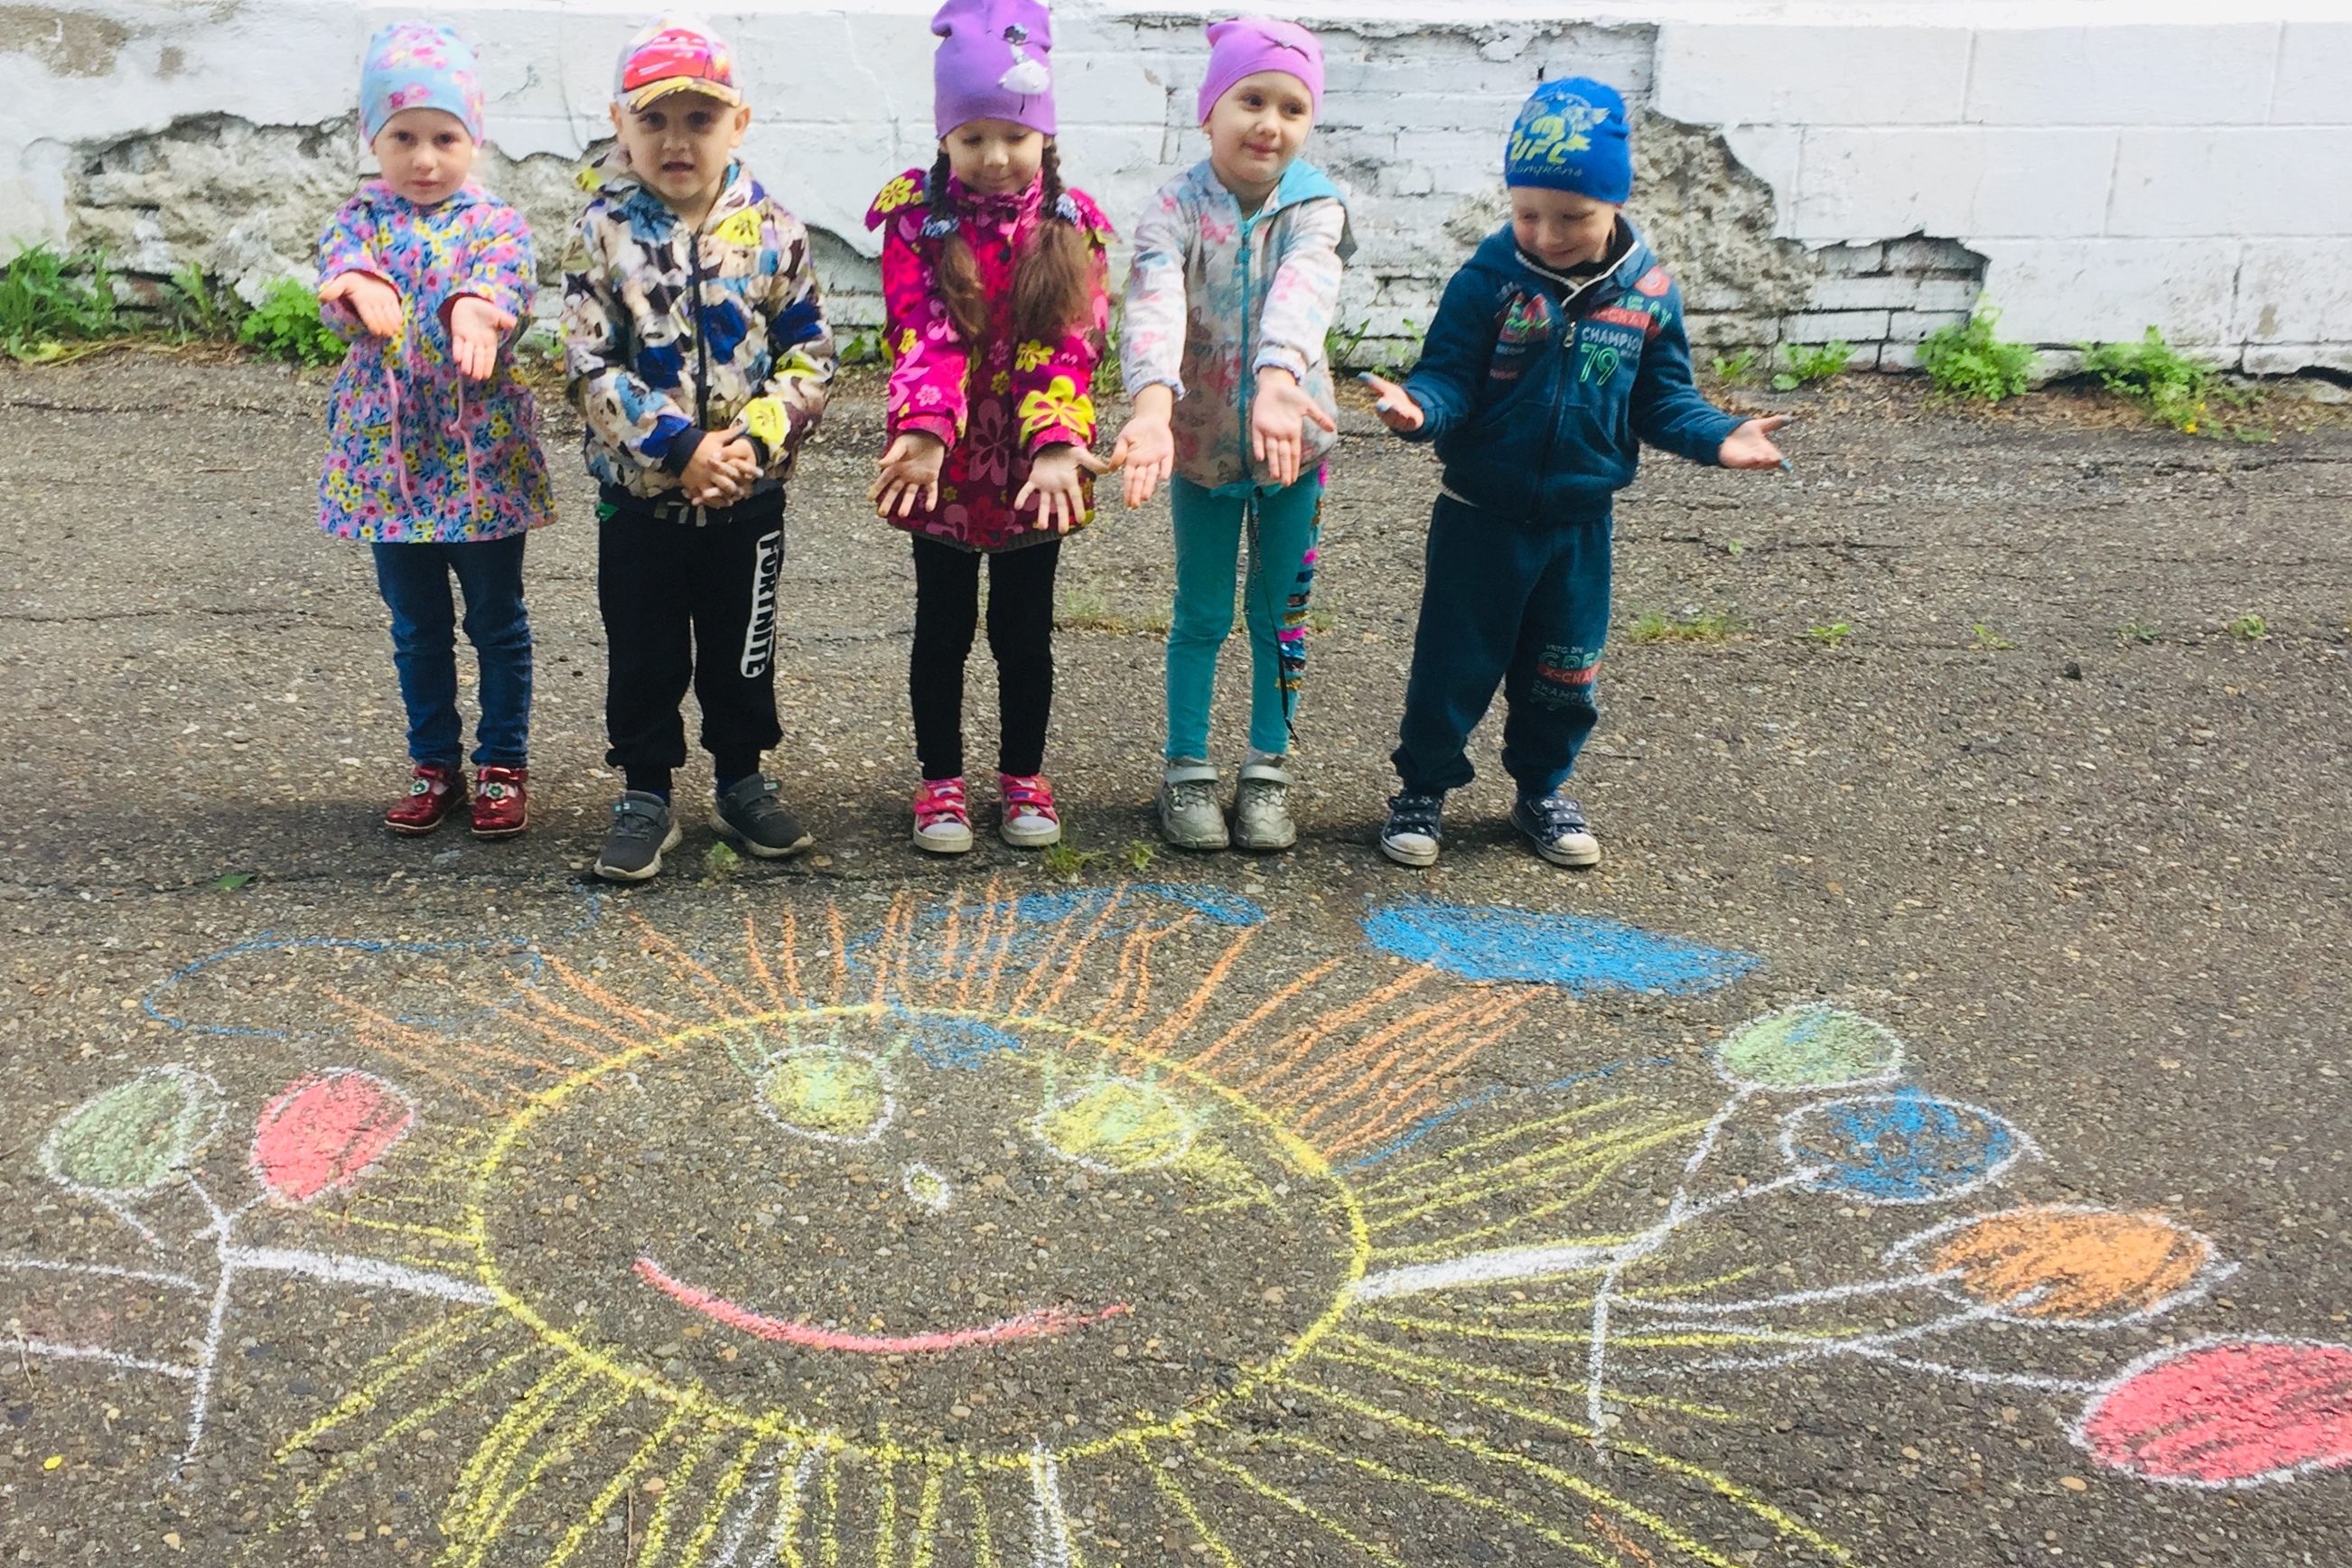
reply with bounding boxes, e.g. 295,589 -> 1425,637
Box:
866,0 -> 1117,855
1109,17 -> 1351,855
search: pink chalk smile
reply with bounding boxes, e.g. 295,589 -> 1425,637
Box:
633,1255 -> 1132,1355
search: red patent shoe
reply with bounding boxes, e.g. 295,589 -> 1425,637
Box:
385,763 -> 466,835
471,765 -> 529,839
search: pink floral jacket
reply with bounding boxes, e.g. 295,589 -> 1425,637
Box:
866,169 -> 1113,552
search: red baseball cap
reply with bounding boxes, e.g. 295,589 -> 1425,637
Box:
613,15 -> 742,111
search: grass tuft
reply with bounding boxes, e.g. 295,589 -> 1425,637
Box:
0,244 -> 118,361
1918,309 -> 2035,402
1774,341 -> 1852,390
2080,326 -> 2264,440
238,277 -> 345,368
1629,608 -> 1743,645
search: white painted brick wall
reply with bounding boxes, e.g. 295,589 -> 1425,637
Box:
2,1 -> 2346,373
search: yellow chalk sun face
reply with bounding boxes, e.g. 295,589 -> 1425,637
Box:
465,1003 -> 1367,1466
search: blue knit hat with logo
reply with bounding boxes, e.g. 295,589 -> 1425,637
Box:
1505,77 -> 1631,202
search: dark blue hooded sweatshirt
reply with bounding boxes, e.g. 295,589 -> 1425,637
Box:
1400,220 -> 1742,521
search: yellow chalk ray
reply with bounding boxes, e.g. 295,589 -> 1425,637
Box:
1318,1330 -> 1738,1423
453,1381 -> 632,1568
1182,1442 -> 1408,1567
544,1405 -> 696,1568
1144,1451 -> 1243,1568
673,1436 -> 766,1568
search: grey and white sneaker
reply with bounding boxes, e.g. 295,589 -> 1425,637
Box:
1231,754 -> 1296,852
1156,759 -> 1228,851
715,774 -> 814,858
1378,791 -> 1444,868
594,790 -> 683,882
1511,791 -> 1601,868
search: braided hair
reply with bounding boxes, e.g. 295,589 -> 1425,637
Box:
924,137 -> 1097,352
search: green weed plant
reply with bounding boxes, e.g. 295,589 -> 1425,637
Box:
1774,341 -> 1852,390
1918,310 -> 2034,402
0,245 -> 118,360
2079,326 -> 2261,438
238,277 -> 346,368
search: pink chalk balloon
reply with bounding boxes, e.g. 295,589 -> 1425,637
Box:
250,1071 -> 416,1205
2077,1338 -> 2352,1486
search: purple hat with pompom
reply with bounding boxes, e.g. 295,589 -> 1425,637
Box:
931,0 -> 1056,138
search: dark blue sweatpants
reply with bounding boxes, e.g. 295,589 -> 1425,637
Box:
1391,494 -> 1610,799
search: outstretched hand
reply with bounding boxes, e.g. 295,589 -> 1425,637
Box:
447,295 -> 517,382
1718,415 -> 1794,470
1251,367 -> 1337,488
319,271 -> 403,339
1014,443 -> 1121,533
1108,385 -> 1177,509
871,431 -> 947,518
1358,372 -> 1425,434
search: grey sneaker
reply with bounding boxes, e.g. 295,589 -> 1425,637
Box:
715,774 -> 814,858
1231,755 -> 1296,851
1156,759 -> 1228,851
1379,791 -> 1444,868
594,791 -> 682,882
1511,792 -> 1601,868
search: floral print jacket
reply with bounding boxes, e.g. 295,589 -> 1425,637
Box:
1121,158 -> 1352,494
866,168 -> 1113,552
315,181 -> 555,543
561,150 -> 835,506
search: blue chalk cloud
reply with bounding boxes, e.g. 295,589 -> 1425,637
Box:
1360,901 -> 1759,994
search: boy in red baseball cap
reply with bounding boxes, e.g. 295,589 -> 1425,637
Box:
562,14 -> 837,882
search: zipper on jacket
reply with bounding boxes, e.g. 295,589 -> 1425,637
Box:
689,223 -> 712,434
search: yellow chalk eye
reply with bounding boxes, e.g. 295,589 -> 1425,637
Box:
1032,1078 -> 1194,1173
758,1048 -> 894,1143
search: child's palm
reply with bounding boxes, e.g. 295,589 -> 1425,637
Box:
1717,415 -> 1792,470
448,295 -> 517,382
322,272 -> 405,339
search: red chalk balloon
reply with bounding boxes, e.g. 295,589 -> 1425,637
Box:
250,1071 -> 415,1205
2079,1339 -> 2352,1486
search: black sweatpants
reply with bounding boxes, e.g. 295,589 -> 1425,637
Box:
598,492 -> 786,792
910,533 -> 1060,781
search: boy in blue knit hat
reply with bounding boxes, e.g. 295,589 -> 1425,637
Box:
1361,77 -> 1789,869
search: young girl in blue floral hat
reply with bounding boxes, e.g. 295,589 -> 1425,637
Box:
317,22 -> 555,839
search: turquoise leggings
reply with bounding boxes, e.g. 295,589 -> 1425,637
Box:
1164,471 -> 1323,761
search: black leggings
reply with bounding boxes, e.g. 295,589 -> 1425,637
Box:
910,534 -> 1059,781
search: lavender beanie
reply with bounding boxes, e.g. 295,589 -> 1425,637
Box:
1196,16 -> 1322,126
931,0 -> 1056,138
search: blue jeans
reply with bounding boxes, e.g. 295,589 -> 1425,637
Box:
1392,495 -> 1610,799
1164,471 -> 1322,761
370,535 -> 532,770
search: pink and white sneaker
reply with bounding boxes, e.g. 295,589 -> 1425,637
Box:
911,776 -> 974,854
997,773 -> 1062,849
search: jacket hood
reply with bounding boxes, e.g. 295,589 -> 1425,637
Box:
1470,217 -> 1654,305
1260,156 -> 1346,219
357,177 -> 498,218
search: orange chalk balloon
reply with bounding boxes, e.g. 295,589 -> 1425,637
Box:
1927,1207 -> 2213,1322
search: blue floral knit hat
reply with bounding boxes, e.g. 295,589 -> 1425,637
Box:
360,22 -> 487,144
1505,77 -> 1631,203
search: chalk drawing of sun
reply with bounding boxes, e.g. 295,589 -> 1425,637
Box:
17,884 -> 2352,1564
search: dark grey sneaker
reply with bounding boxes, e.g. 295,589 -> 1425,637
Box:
1512,792 -> 1601,867
594,791 -> 682,882
715,774 -> 813,858
1379,790 -> 1444,868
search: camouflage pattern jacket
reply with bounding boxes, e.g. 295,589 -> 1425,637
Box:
561,150 -> 835,507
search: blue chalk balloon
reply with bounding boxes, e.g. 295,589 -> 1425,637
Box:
1780,1092 -> 2032,1205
